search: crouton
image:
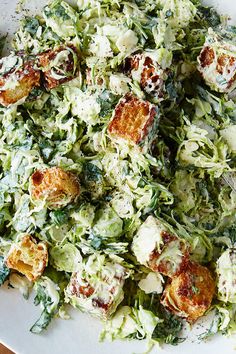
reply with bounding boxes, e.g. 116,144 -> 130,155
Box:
39,45 -> 79,89
30,167 -> 80,209
0,54 -> 40,107
124,53 -> 168,99
65,255 -> 129,320
197,31 -> 236,93
108,93 -> 158,149
132,216 -> 189,278
161,262 -> 215,322
6,234 -> 48,282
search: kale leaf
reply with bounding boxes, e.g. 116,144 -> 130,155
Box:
198,6 -> 221,27
54,4 -> 70,20
97,90 -> 119,118
83,162 -> 103,182
0,256 -> 10,286
216,223 -> 236,244
0,35 -> 7,56
24,17 -> 40,36
44,4 -> 70,21
50,209 -> 69,226
30,278 -> 60,334
30,310 -> 52,334
152,309 -> 184,345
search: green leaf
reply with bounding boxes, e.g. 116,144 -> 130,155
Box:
97,90 -> 119,118
54,4 -> 70,20
24,17 -> 40,36
30,310 -> 52,334
89,233 -> 103,250
43,266 -> 69,292
31,277 -> 60,334
0,35 -> 6,56
152,309 -> 184,345
83,162 -> 103,182
44,3 -> 70,20
198,6 -> 221,27
50,209 -> 69,226
0,256 -> 10,286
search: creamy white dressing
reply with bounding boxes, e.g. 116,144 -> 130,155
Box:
220,125 -> 236,153
65,255 -> 129,320
0,75 -> 20,91
90,35 -> 113,58
132,216 -> 165,265
153,239 -> 184,276
9,273 -> 32,298
111,192 -> 134,219
0,55 -> 20,75
160,0 -> 197,28
67,88 -> 101,125
116,30 -> 138,53
217,249 -> 236,303
109,74 -> 131,95
131,55 -> 145,83
138,272 -> 164,294
198,32 -> 236,92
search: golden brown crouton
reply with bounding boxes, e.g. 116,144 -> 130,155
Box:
124,53 -> 168,99
197,33 -> 236,93
108,93 -> 158,147
30,167 -> 80,209
6,234 -> 48,282
39,45 -> 79,89
161,262 -> 215,323
0,55 -> 40,107
198,46 -> 215,68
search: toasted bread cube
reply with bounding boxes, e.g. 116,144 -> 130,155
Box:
30,167 -> 80,209
132,216 -> 189,278
65,255 -> 128,320
0,54 -> 40,107
6,235 -> 48,281
161,262 -> 215,322
108,93 -> 158,149
39,45 -> 79,89
197,31 -> 236,93
124,53 -> 168,99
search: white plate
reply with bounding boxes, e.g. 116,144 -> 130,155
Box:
0,1 -> 236,353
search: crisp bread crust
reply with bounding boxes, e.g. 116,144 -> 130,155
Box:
39,45 -> 79,89
31,167 -> 80,209
161,261 -> 215,323
6,235 -> 48,281
108,93 -> 157,145
198,44 -> 236,92
0,59 -> 40,106
124,53 -> 166,99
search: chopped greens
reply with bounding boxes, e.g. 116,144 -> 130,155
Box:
0,35 -> 6,56
23,17 -> 40,36
30,277 -> 61,334
152,310 -> 184,345
1,0 -> 236,349
0,256 -> 10,286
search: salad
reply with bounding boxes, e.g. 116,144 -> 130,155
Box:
0,0 -> 236,349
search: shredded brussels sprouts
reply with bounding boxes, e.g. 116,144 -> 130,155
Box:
1,0 -> 236,348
